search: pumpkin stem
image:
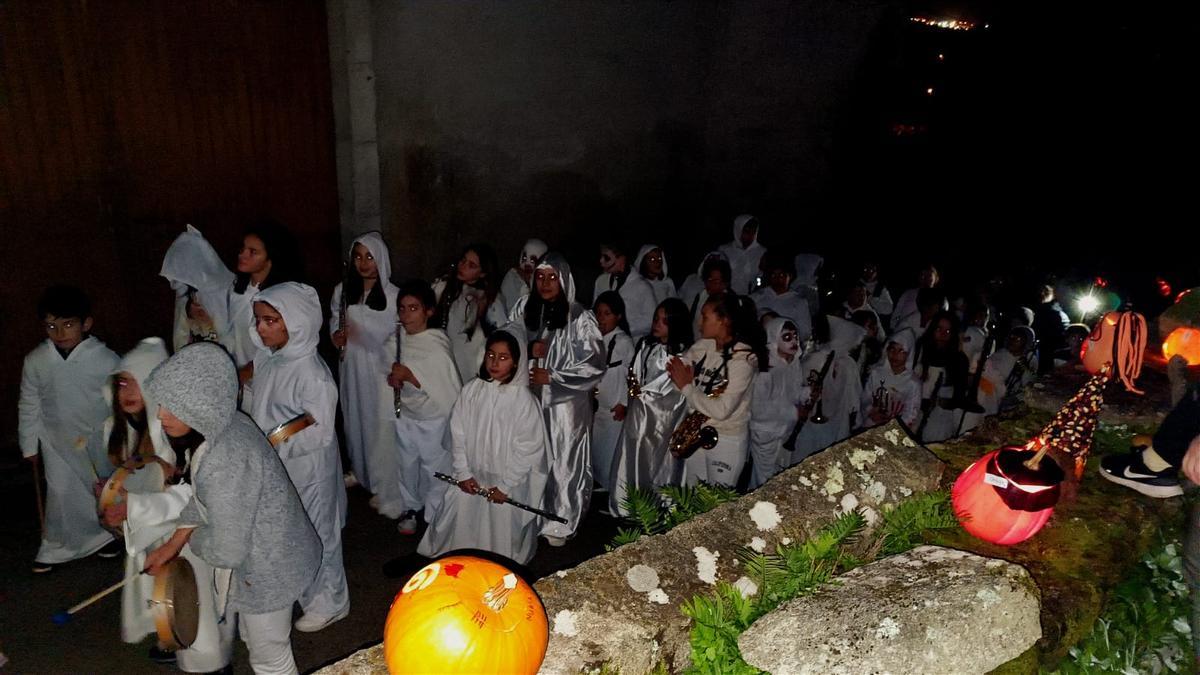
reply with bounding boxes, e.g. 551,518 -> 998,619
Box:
482,573 -> 518,612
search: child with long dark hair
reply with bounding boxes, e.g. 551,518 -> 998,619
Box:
609,297 -> 694,514
432,243 -> 505,383
590,290 -> 634,493
417,330 -> 548,564
666,293 -> 767,488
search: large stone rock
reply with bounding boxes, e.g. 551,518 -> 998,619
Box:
534,420 -> 945,674
737,545 -> 1041,675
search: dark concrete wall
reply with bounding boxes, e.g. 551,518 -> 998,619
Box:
372,0 -> 887,289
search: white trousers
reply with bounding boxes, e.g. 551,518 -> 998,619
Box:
748,422 -> 789,490
239,607 -> 297,675
394,415 -> 452,518
683,432 -> 748,489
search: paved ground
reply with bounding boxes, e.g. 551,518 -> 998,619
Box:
0,459 -> 620,674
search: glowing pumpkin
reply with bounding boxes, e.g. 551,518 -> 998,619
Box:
1162,326 -> 1200,367
951,447 -> 1063,546
384,556 -> 548,675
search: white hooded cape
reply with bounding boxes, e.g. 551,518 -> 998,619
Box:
792,316 -> 866,462
717,214 -> 767,295
160,225 -> 236,354
19,335 -> 119,563
417,333 -> 549,564
248,282 -> 349,620
329,231 -> 401,494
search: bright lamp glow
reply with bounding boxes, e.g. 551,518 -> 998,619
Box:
1077,294 -> 1101,316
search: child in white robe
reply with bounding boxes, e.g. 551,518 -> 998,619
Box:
417,330 -> 549,565
19,286 -> 120,572
387,280 -> 463,534
748,317 -> 805,488
590,291 -> 635,493
329,232 -> 401,500
247,282 -> 350,633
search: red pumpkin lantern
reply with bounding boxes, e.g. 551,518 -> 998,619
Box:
1162,326 -> 1200,366
384,556 -> 549,674
952,446 -> 1064,545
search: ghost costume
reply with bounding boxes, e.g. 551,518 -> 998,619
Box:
329,232 -> 401,495
677,250 -> 724,312
631,244 -> 678,304
751,286 -> 813,344
859,329 -> 921,430
433,278 -> 508,385
718,214 -> 767,295
748,318 -> 806,489
608,338 -> 690,514
678,337 -> 759,488
507,254 -> 605,539
417,334 -> 549,565
146,342 -> 321,675
499,238 -> 548,317
389,326 -> 461,520
595,260 -> 657,340
113,339 -> 234,672
19,334 -> 119,565
160,225 -> 236,353
247,282 -> 349,624
591,327 -> 634,492
791,317 -> 866,463
979,326 -> 1039,417
912,336 -> 971,444
789,254 -> 824,319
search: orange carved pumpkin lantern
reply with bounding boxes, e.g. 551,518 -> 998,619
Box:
1162,326 -> 1200,366
383,556 -> 548,675
952,446 -> 1063,546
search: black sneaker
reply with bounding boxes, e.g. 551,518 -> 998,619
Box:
148,645 -> 176,664
95,540 -> 123,559
1099,452 -> 1184,498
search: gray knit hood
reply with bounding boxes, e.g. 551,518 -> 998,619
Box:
145,341 -> 238,439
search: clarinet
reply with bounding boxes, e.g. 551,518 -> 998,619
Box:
915,370 -> 945,439
393,317 -> 403,417
783,350 -> 836,451
338,263 -> 349,362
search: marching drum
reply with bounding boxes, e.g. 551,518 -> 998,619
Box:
98,457 -> 167,525
266,412 -> 316,447
150,558 -> 200,650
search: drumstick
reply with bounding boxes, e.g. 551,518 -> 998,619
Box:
52,570 -> 145,624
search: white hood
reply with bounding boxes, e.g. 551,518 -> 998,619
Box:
350,231 -> 392,287
732,214 -> 759,248
826,315 -> 867,352
250,282 -> 324,361
633,244 -> 669,279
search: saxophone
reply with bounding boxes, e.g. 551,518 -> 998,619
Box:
626,364 -> 642,400
668,379 -> 726,459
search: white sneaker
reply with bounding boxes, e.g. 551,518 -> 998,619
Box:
344,472 -> 359,488
544,535 -> 568,547
397,512 -> 419,535
294,608 -> 349,633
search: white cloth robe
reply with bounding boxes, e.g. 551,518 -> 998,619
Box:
791,318 -> 866,463
19,336 -> 119,564
595,271 -> 657,340
417,350 -> 549,565
160,225 -> 237,353
591,330 -> 634,492
507,255 -> 605,540
863,279 -> 895,317
433,279 -> 508,385
859,363 -> 922,430
499,267 -> 530,318
717,215 -> 767,295
608,340 -> 688,515
751,287 -> 813,344
749,319 -> 806,489
227,281 -> 261,368
329,231 -> 401,494
631,244 -> 678,306
391,327 -> 462,518
247,282 -> 349,620
124,471 -> 234,671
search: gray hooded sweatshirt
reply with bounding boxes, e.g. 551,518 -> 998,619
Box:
146,342 -> 321,615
